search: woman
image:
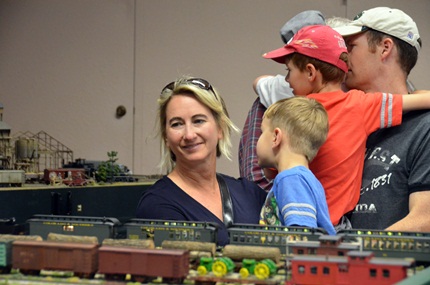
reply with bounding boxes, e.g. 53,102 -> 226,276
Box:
136,76 -> 267,246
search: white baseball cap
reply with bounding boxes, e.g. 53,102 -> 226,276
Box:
334,7 -> 421,53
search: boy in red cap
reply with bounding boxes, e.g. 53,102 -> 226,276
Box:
262,24 -> 430,230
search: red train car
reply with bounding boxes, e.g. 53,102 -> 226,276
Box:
289,235 -> 360,256
287,250 -> 413,285
12,240 -> 98,277
98,246 -> 189,283
43,168 -> 87,186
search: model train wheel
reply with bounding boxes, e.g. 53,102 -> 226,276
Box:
75,272 -> 96,279
104,273 -> 126,281
0,266 -> 12,274
163,277 -> 185,284
19,269 -> 41,276
132,275 -> 150,283
254,263 -> 270,280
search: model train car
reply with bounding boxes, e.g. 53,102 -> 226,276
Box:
4,239 -> 190,283
43,168 -> 89,186
98,245 -> 189,283
12,240 -> 98,278
286,250 -> 413,285
27,215 -> 123,241
124,218 -> 218,246
338,229 -> 430,265
0,170 -> 25,187
289,235 -> 361,256
228,223 -> 326,254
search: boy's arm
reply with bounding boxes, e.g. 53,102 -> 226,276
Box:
402,91 -> 430,111
254,74 -> 294,108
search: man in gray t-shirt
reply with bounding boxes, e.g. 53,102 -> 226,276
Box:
335,7 -> 430,232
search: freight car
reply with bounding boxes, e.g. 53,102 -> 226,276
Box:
99,246 -> 189,283
286,250 -> 414,285
0,239 -> 12,273
197,256 -> 277,279
12,240 -> 98,278
0,170 -> 25,187
43,168 -> 88,186
8,239 -> 190,283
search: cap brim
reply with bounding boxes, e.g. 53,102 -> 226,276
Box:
333,25 -> 363,37
263,46 -> 294,64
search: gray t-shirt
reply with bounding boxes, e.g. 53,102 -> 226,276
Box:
351,110 -> 430,229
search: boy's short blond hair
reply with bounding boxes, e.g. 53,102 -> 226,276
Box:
264,96 -> 329,162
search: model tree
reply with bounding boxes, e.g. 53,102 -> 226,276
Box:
96,151 -> 121,182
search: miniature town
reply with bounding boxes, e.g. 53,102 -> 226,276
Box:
0,103 -> 158,188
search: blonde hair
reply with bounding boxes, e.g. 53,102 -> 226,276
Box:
264,96 -> 329,162
157,76 -> 239,173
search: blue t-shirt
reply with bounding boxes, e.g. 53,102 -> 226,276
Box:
136,173 -> 267,246
260,166 -> 335,235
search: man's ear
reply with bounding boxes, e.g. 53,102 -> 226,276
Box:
381,37 -> 394,60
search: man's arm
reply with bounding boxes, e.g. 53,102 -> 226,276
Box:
385,190 -> 430,232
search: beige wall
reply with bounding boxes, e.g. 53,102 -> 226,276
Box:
1,0 -> 429,176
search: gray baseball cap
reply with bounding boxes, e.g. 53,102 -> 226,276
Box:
280,10 -> 326,43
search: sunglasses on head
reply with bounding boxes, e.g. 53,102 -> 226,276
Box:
161,78 -> 215,96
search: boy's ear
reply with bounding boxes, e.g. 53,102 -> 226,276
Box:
306,63 -> 317,81
273,127 -> 283,147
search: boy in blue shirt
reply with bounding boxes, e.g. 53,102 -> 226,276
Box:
257,96 -> 336,235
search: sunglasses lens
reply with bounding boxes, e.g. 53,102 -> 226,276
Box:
160,78 -> 214,97
161,82 -> 175,96
189,78 -> 210,90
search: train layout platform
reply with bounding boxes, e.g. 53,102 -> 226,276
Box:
0,181 -> 153,231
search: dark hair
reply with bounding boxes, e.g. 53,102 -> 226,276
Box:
365,29 -> 418,76
286,53 -> 347,85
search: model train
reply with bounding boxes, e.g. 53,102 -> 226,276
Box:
1,233 -> 418,285
1,238 -> 190,284
1,215 -> 429,285
24,215 -> 430,266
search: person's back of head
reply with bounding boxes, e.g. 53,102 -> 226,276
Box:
264,25 -> 348,85
264,96 -> 329,162
280,10 -> 325,44
334,7 -> 421,76
325,16 -> 352,29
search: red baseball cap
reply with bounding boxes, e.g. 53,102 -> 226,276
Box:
263,25 -> 348,73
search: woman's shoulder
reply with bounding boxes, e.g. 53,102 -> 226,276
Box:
145,175 -> 174,193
